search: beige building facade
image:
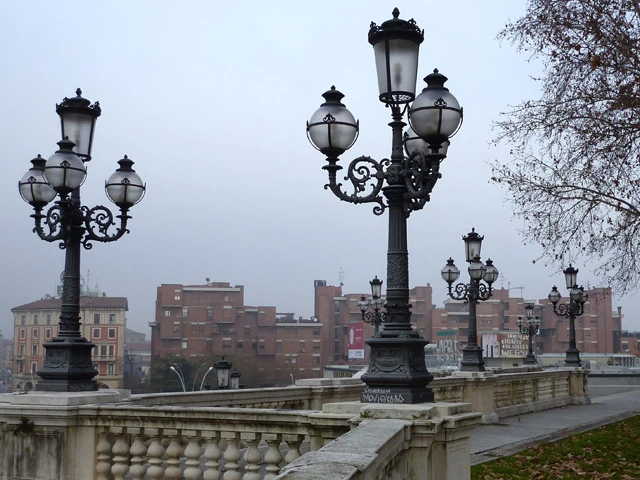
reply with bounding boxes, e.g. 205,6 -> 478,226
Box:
11,295 -> 128,390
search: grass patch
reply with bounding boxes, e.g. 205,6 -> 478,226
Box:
471,414 -> 640,479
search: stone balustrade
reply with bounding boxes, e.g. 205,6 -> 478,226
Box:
0,368 -> 589,479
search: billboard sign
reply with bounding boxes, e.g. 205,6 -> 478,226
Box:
348,322 -> 365,359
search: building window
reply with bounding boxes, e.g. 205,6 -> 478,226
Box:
223,343 -> 231,349
19,344 -> 25,355
313,356 -> 320,364
165,309 -> 171,317
259,340 -> 265,350
18,362 -> 24,373
244,326 -> 250,336
21,315 -> 25,325
183,307 -> 188,317
276,341 -> 282,350
252,340 -> 257,350
108,345 -> 114,356
31,363 -> 37,373
93,328 -> 100,339
33,315 -> 38,325
313,342 -> 321,350
108,364 -> 114,374
46,314 -> 51,325
182,341 -> 188,349
313,328 -> 320,336
45,328 -> 52,339
291,355 -> 297,364
173,326 -> 180,333
237,341 -> 244,349
300,341 -> 306,353
31,345 -> 37,355
93,314 -> 100,324
100,345 -> 107,356
207,307 -> 213,318
109,314 -> 116,324
19,329 -> 26,340
174,289 -> 181,301
108,329 -> 116,339
32,329 -> 38,339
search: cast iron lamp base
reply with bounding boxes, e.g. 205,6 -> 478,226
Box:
564,347 -> 582,367
36,338 -> 98,392
360,335 -> 434,404
460,345 -> 485,372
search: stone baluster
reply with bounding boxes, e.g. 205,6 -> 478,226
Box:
110,427 -> 130,480
146,428 -> 166,480
183,431 -> 203,480
241,432 -> 262,480
202,431 -> 222,480
282,434 -> 305,465
262,433 -> 283,480
164,429 -> 184,480
128,428 -> 147,480
95,427 -> 112,480
221,431 -> 242,480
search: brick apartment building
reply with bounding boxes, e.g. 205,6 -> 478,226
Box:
150,282 -> 326,387
11,295 -> 128,391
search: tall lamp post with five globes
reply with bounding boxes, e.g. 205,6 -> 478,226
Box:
517,303 -> 541,365
440,229 -> 499,372
18,89 -> 145,392
307,8 -> 463,403
548,265 -> 587,367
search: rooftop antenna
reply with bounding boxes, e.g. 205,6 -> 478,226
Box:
338,267 -> 345,287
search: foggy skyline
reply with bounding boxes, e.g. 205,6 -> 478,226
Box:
2,1 -> 638,339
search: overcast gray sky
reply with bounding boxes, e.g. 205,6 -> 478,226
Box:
2,0 -> 638,338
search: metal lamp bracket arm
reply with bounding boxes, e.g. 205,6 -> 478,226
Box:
323,155 -> 387,215
81,205 -> 131,249
553,302 -> 571,317
477,283 -> 493,301
31,204 -> 66,243
447,282 -> 470,302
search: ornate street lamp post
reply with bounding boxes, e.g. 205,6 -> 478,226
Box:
357,276 -> 385,335
441,229 -> 499,372
517,303 -> 541,365
307,9 -> 463,404
548,265 -> 588,367
19,89 -> 145,392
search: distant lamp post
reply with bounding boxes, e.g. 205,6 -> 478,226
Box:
19,89 -> 145,392
215,357 -> 232,389
441,229 -> 499,372
230,369 -> 241,390
517,303 -> 541,365
548,265 -> 588,367
199,367 -> 214,391
169,365 -> 186,392
357,276 -> 385,334
307,8 -> 463,404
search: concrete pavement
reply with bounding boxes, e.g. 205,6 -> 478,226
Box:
470,384 -> 640,465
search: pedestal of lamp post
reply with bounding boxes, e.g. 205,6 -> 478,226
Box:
564,347 -> 582,367
36,337 -> 98,392
460,344 -> 485,372
361,335 -> 434,404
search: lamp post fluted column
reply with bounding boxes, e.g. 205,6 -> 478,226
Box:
18,89 -> 145,392
307,9 -> 463,403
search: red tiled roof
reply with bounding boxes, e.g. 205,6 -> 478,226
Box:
12,296 -> 128,311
